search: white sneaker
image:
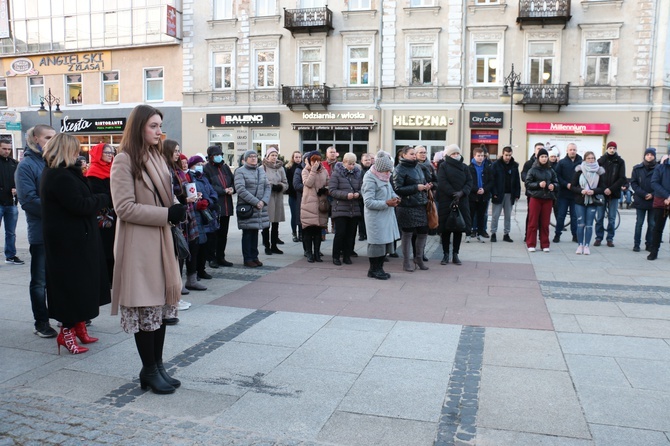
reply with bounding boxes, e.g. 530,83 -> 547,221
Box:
528,247 -> 536,252
465,236 -> 471,243
543,248 -> 550,252
583,246 -> 591,255
576,245 -> 584,255
178,300 -> 191,311
477,235 -> 485,243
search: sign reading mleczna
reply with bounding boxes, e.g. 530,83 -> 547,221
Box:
393,115 -> 448,127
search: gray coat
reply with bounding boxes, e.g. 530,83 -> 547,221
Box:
361,170 -> 400,245
261,163 -> 288,223
234,164 -> 271,230
329,162 -> 363,219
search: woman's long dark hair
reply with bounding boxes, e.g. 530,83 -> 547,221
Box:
162,139 -> 181,172
119,105 -> 163,180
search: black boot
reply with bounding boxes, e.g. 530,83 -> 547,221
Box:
135,330 -> 175,394
313,237 -> 323,262
452,253 -> 462,265
139,365 -> 176,394
368,257 -> 389,280
154,324 -> 180,388
376,256 -> 391,279
303,232 -> 314,262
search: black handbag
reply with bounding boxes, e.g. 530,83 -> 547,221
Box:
200,208 -> 214,223
236,202 -> 254,219
444,202 -> 467,232
170,225 -> 191,260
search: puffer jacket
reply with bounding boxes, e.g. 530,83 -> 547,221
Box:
651,159 -> 670,203
15,146 -> 46,244
301,163 -> 329,228
570,166 -> 605,206
234,164 -> 270,230
329,162 -> 363,219
525,160 -> 558,201
393,158 -> 428,207
597,152 -> 627,199
630,161 -> 657,210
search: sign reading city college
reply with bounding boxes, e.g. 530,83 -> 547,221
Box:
3,51 -> 112,76
60,117 -> 127,134
393,114 -> 448,127
206,113 -> 280,127
526,122 -> 610,135
470,112 -> 503,129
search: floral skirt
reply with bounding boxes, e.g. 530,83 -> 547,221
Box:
120,304 -> 178,334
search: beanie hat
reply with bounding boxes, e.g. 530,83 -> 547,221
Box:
606,141 -> 617,149
445,144 -> 461,157
644,147 -> 656,158
537,148 -> 549,158
188,155 -> 205,167
207,145 -> 222,157
374,151 -> 394,172
548,148 -> 559,158
243,150 -> 257,161
265,147 -> 278,157
179,153 -> 188,161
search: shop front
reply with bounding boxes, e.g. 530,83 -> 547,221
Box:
205,113 -> 280,167
525,122 -> 611,159
60,116 -> 127,159
469,112 -> 503,160
391,112 -> 450,160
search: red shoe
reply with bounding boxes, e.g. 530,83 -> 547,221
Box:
74,321 -> 98,344
57,327 -> 89,355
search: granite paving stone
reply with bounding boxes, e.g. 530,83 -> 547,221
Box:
558,332 -> 670,360
615,357 -> 670,391
589,424 -> 670,446
475,428 -> 593,446
573,314 -> 670,338
483,328 -> 567,371
374,321 -> 461,362
564,354 -> 630,389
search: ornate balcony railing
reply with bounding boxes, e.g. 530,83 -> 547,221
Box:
284,7 -> 333,34
282,85 -> 331,109
518,83 -> 570,111
517,0 -> 571,27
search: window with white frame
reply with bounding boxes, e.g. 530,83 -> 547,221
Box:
0,79 -> 6,107
256,0 -> 276,15
66,74 -> 82,104
528,41 -> 554,84
300,48 -> 322,86
214,0 -> 233,19
213,52 -> 233,89
475,42 -> 498,84
144,68 -> 164,101
29,76 -> 44,106
585,41 -> 611,85
410,44 -> 433,85
348,0 -> 371,10
410,0 -> 435,6
255,50 -> 276,88
475,0 -> 500,3
102,71 -> 120,103
348,47 -> 370,86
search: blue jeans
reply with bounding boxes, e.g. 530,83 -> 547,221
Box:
574,204 -> 597,246
595,197 -> 618,241
288,195 -> 301,236
555,196 -> 577,238
241,229 -> 259,262
634,208 -> 654,248
0,205 -> 18,259
29,244 -> 49,324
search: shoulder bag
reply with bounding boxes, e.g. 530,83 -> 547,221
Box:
444,202 -> 467,232
155,187 -> 190,260
236,169 -> 260,219
426,189 -> 439,230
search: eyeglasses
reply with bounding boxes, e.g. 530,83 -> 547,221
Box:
102,151 -> 115,155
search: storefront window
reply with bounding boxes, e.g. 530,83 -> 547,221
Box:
393,129 -> 446,160
300,128 -> 369,159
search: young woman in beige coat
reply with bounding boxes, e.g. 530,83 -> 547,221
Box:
301,151 -> 329,262
260,147 -> 288,255
110,105 -> 187,395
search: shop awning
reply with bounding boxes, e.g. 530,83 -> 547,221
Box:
291,122 -> 376,131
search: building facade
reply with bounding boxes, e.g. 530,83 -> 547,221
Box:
182,0 -> 670,168
0,0 -> 184,159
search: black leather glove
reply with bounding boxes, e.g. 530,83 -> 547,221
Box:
272,184 -> 283,192
453,191 -> 464,199
167,204 -> 187,225
317,187 -> 328,196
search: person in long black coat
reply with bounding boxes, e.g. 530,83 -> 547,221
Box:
40,133 -> 111,355
437,145 -> 472,266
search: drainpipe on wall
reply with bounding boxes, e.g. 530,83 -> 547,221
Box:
458,0 -> 467,149
375,0 -> 384,152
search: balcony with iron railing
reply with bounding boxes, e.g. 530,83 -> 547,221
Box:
517,0 -> 571,28
282,85 -> 331,110
283,7 -> 334,35
518,82 -> 570,111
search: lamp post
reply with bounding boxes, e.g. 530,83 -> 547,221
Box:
37,88 -> 63,128
499,64 -> 524,146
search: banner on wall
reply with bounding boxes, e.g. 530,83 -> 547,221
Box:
526,122 -> 611,159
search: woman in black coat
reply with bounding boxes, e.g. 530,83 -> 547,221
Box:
329,153 -> 363,265
437,145 -> 472,265
40,134 -> 111,355
393,146 -> 432,272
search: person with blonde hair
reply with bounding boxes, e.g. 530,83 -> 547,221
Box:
329,152 -> 363,265
41,133 -> 110,354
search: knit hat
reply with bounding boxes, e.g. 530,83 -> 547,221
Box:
243,150 -> 257,161
644,147 -> 656,158
606,141 -> 617,149
207,145 -> 223,157
549,148 -> 559,158
188,155 -> 205,167
537,148 -> 549,158
374,151 -> 394,172
179,153 -> 188,161
445,144 -> 461,157
265,147 -> 278,157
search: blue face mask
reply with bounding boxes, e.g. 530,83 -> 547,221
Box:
213,155 -> 223,164
194,165 -> 204,174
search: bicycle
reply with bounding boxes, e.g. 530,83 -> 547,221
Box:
550,204 -> 620,230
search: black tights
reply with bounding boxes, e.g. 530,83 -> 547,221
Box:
134,324 -> 167,368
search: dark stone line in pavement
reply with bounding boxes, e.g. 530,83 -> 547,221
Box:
540,280 -> 670,305
435,326 -> 485,446
96,309 -> 275,408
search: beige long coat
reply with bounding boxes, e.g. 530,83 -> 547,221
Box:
261,162 -> 288,223
110,151 -> 181,315
300,164 -> 329,228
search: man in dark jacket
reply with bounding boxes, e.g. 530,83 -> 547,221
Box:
203,145 -> 235,267
594,141 -> 627,247
490,146 -> 520,242
647,152 -> 670,260
553,143 -> 582,243
468,147 -> 493,241
0,138 -> 22,265
15,125 -> 57,338
630,148 -> 657,252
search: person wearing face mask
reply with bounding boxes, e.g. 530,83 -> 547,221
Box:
16,125 -> 58,338
188,155 -> 219,281
203,146 -> 235,268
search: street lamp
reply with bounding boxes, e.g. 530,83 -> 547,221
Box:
499,64 -> 524,146
37,88 -> 63,128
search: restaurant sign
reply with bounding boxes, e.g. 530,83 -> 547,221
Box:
60,117 -> 126,133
